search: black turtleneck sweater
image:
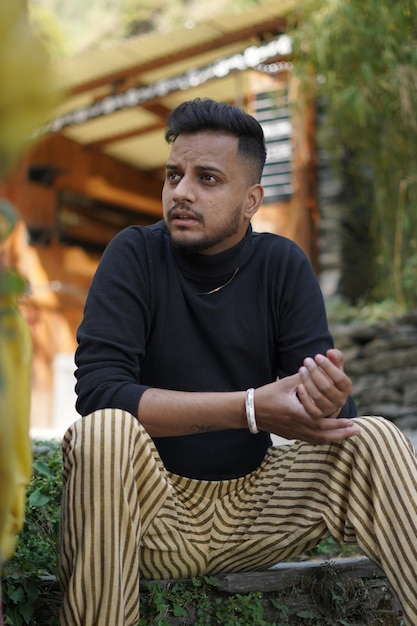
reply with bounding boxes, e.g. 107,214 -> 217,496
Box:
75,220 -> 356,480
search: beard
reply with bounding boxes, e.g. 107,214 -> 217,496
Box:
168,231 -> 233,254
166,203 -> 243,255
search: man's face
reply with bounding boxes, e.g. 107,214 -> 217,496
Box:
162,131 -> 262,255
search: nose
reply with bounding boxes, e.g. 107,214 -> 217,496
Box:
172,175 -> 196,204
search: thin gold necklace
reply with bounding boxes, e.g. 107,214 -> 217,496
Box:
196,267 -> 240,295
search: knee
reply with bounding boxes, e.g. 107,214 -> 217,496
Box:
351,415 -> 414,458
62,408 -> 141,468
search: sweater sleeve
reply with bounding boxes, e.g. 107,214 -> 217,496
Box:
74,227 -> 152,417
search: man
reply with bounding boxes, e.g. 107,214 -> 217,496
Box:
60,98 -> 417,625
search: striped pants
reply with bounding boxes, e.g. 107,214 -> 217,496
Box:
59,409 -> 417,626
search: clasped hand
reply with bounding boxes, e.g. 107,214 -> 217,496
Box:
255,349 -> 360,444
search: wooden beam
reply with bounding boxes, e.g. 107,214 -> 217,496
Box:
84,176 -> 162,217
69,18 -> 287,97
85,91 -> 172,148
87,118 -> 165,150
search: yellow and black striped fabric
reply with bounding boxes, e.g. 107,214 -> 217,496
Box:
59,409 -> 417,626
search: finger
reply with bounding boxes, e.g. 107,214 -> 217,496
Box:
310,354 -> 352,394
325,348 -> 344,369
280,400 -> 361,443
298,364 -> 349,418
305,422 -> 362,444
300,360 -> 344,401
297,380 -> 340,418
296,407 -> 360,435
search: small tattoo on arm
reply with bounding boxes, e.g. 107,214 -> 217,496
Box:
190,424 -> 216,434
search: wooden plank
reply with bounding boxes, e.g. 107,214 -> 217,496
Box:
215,556 -> 385,593
139,556 -> 385,593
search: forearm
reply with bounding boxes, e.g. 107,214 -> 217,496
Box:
138,387 -> 248,437
138,356 -> 357,443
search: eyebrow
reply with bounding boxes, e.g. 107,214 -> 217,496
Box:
165,163 -> 225,175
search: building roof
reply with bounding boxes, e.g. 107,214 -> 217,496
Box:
46,1 -> 296,174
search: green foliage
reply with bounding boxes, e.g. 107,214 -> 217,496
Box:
298,562 -> 366,625
325,297 -> 406,325
289,0 -> 417,308
28,3 -> 67,58
2,575 -> 40,626
2,440 -> 62,625
0,271 -> 27,299
304,536 -> 361,560
29,0 -> 278,55
10,442 -> 62,576
0,200 -> 17,243
139,576 -> 290,626
0,200 -> 27,298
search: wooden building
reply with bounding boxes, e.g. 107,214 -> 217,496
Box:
0,0 -> 319,432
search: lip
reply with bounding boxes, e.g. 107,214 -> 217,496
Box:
170,208 -> 200,226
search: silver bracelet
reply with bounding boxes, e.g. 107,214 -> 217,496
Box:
245,388 -> 259,434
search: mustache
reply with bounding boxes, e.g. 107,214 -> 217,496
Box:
167,205 -> 204,222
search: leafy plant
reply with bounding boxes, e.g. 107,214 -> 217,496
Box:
298,561 -> 366,625
139,576 -> 291,626
304,536 -> 361,561
289,0 -> 417,308
1,575 -> 40,625
11,442 -> 62,577
2,440 -> 62,625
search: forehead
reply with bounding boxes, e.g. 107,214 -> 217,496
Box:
167,131 -> 240,167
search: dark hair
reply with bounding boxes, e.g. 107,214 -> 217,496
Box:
165,98 -> 267,183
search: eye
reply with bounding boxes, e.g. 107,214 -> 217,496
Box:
201,174 -> 218,184
166,171 -> 181,183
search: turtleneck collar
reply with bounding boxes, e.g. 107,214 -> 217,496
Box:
170,224 -> 253,281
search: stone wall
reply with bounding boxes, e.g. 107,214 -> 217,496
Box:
331,311 -> 417,431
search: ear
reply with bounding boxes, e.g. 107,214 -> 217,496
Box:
244,183 -> 264,219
